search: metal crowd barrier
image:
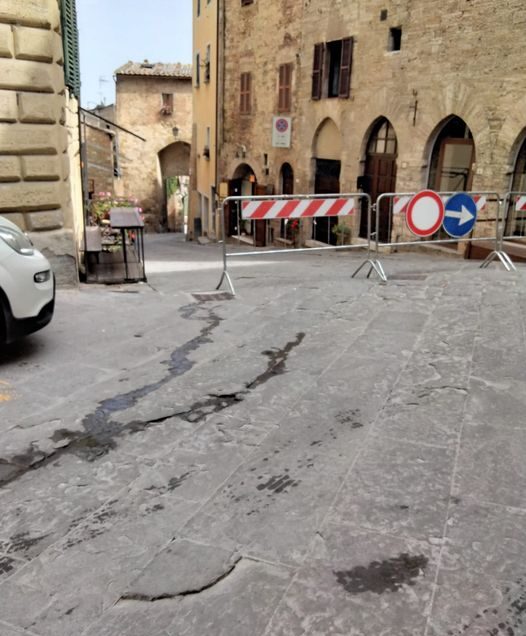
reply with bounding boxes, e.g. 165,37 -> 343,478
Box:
216,193 -> 378,295
494,192 -> 526,266
360,191 -> 517,280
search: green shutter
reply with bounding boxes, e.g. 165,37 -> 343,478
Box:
60,0 -> 81,98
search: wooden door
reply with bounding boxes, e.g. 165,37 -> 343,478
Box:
314,159 -> 340,244
360,154 -> 397,242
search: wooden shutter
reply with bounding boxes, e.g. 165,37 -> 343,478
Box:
278,63 -> 292,112
240,72 -> 251,114
338,37 -> 354,98
311,43 -> 324,100
60,0 -> 81,98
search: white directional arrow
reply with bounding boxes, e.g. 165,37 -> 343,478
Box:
445,205 -> 475,225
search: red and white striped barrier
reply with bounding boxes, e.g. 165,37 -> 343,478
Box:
241,197 -> 356,220
515,195 -> 526,212
393,194 -> 487,215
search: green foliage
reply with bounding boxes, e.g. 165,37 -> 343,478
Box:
89,192 -> 141,226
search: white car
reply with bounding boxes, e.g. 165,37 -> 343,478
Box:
0,215 -> 55,345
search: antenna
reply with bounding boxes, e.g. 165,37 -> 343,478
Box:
97,76 -> 109,106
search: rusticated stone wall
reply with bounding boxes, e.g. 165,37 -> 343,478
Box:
0,0 -> 79,285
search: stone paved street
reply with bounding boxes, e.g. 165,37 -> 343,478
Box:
1,235 -> 526,636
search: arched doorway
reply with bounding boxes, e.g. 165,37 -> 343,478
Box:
360,118 -> 398,242
227,163 -> 265,245
159,142 -> 190,232
507,133 -> 526,238
279,163 -> 294,239
313,118 -> 341,244
427,116 -> 475,192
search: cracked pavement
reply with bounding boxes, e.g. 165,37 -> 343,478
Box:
1,234 -> 526,635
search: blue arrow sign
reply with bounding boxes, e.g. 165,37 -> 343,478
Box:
443,193 -> 478,238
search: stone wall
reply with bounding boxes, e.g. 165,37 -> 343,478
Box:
116,75 -> 192,231
218,0 -> 526,246
0,0 -> 79,285
85,124 -> 114,196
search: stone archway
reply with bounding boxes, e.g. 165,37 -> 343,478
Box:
159,142 -> 191,232
312,118 -> 342,244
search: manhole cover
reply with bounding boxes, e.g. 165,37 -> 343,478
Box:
192,292 -> 234,301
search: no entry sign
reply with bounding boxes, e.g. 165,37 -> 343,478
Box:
406,190 -> 444,237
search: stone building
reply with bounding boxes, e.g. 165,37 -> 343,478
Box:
190,0 -> 219,240
211,0 -> 526,251
0,0 -> 83,285
115,62 -> 192,232
83,106 -> 116,198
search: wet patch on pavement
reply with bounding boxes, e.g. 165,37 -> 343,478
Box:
0,322 -> 306,487
334,553 -> 429,595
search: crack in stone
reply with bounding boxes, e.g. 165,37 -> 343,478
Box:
119,555 -> 243,602
246,332 -> 306,390
0,329 -> 306,487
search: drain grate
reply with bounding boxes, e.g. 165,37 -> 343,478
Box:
192,292 -> 234,302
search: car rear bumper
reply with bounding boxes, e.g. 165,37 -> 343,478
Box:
2,276 -> 55,344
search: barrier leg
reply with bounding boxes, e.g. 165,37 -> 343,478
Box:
216,204 -> 236,295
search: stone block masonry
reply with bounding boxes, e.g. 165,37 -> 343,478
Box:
0,0 -> 79,286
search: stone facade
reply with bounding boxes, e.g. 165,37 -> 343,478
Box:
84,115 -> 115,197
217,0 -> 526,249
0,0 -> 81,285
115,63 -> 192,231
190,0 -> 219,240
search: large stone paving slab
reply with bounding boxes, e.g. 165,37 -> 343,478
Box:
263,523 -> 439,636
1,242 -> 526,636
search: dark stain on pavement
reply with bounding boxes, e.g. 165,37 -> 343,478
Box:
0,315 -> 307,486
334,553 -> 428,595
1,531 -> 49,556
246,332 -> 305,390
256,474 -> 300,494
335,408 -> 363,428
446,576 -> 526,636
0,556 -> 16,576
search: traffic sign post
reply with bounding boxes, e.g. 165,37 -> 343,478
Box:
442,193 -> 478,238
369,190 -> 512,280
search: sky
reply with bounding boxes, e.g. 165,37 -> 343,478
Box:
77,0 -> 193,108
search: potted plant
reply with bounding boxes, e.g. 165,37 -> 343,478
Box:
332,222 -> 352,246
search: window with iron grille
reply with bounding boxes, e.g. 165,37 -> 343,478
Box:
240,72 -> 252,114
60,0 -> 81,98
311,37 -> 353,100
278,63 -> 293,112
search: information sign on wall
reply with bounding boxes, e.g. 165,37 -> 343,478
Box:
272,117 -> 292,148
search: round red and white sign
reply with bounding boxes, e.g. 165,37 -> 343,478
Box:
406,190 -> 444,237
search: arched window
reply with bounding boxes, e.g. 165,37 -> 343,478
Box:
367,119 -> 398,156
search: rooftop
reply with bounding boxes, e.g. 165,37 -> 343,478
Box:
115,61 -> 192,79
